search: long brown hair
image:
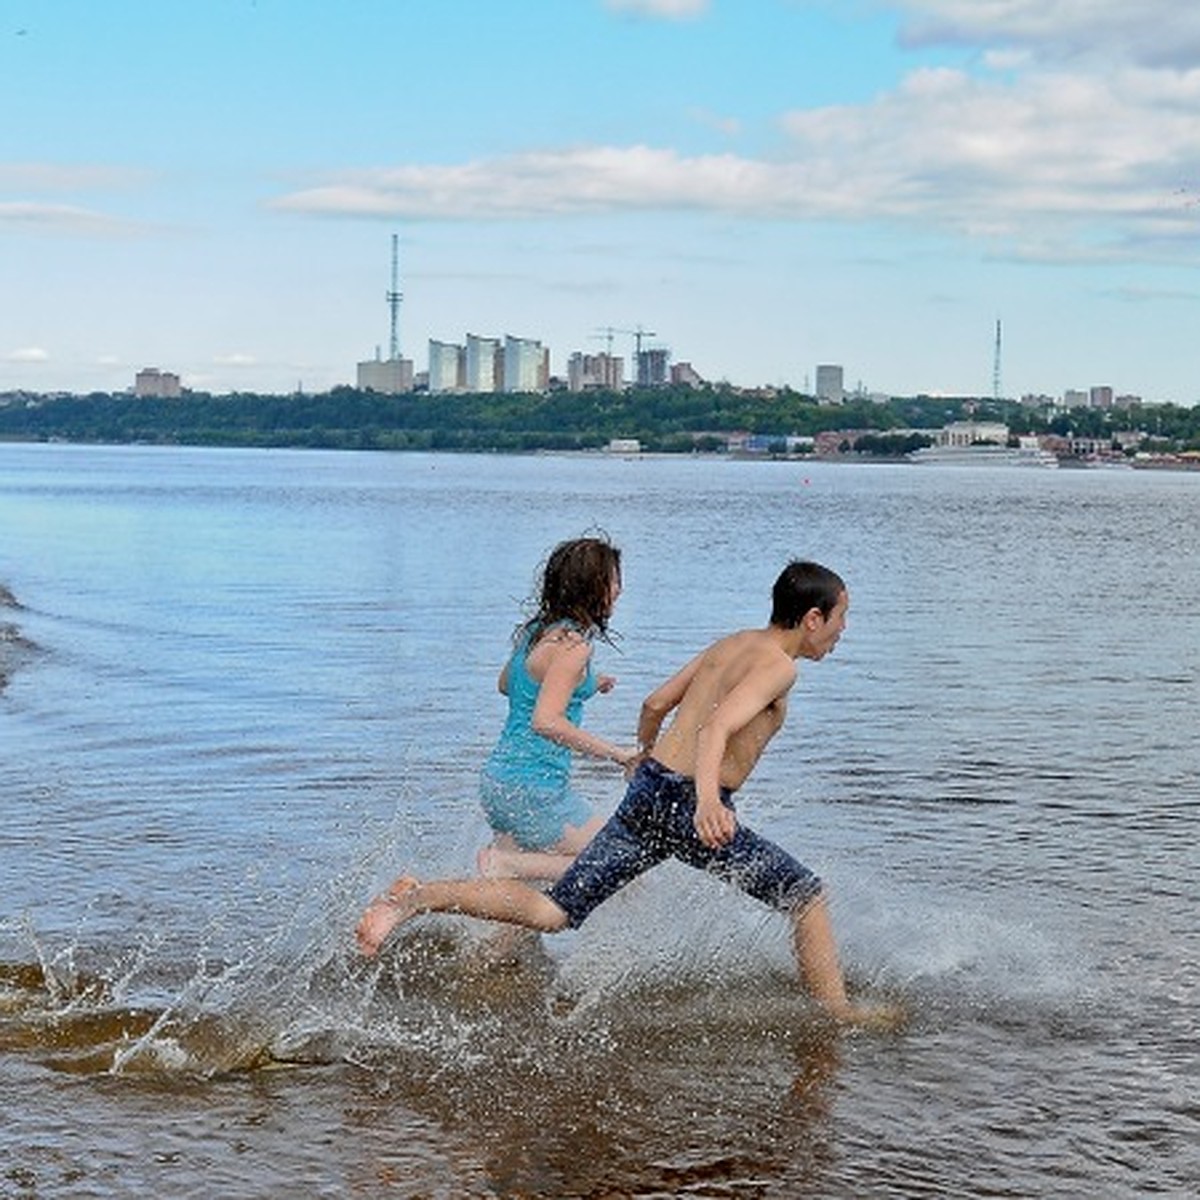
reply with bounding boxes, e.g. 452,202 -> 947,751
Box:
522,535 -> 622,642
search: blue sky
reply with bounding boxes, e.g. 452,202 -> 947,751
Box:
5,0 -> 1200,402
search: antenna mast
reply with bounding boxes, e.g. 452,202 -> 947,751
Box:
992,318 -> 1002,402
387,233 -> 403,360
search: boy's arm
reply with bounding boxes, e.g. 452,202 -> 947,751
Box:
693,658 -> 795,848
637,651 -> 705,752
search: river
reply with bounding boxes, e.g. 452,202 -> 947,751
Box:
1,443 -> 1196,1197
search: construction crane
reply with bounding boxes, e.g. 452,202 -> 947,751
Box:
592,325 -> 657,358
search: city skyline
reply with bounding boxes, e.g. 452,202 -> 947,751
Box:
6,1 -> 1200,404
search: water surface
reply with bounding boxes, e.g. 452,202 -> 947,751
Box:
1,444 -> 1196,1196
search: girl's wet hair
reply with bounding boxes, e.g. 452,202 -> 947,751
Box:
770,560 -> 845,628
524,535 -> 622,640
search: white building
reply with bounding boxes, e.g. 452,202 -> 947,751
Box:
503,335 -> 549,393
428,340 -> 464,394
465,334 -> 502,393
937,421 -> 1009,447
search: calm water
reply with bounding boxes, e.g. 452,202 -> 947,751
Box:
1,443 -> 1196,1198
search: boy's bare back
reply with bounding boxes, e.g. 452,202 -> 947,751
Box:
646,628 -> 798,790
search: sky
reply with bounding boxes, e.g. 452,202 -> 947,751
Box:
5,0 -> 1200,403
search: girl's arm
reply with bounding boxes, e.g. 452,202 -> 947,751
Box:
531,635 -> 637,766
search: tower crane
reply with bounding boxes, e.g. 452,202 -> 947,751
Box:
591,325 -> 657,358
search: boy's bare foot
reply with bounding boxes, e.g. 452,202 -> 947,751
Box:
826,998 -> 907,1032
356,876 -> 420,957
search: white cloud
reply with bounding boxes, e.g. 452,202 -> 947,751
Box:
270,147 -> 791,220
265,1 -> 1200,270
268,55 -> 1200,266
5,347 -> 49,363
887,1 -> 1200,68
0,164 -> 147,191
213,353 -> 258,366
604,0 -> 708,19
0,201 -> 144,236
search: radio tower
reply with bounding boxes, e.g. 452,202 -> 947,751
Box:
992,318 -> 1002,402
387,233 -> 403,360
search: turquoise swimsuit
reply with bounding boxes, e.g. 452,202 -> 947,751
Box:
480,622 -> 599,849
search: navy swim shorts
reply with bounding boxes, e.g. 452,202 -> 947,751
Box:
548,757 -> 823,928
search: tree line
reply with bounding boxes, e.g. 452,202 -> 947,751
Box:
1,384 -> 1196,453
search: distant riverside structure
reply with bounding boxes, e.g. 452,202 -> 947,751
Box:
465,334 -> 502,393
815,364 -> 844,405
428,340 -> 465,393
356,352 -> 414,395
670,361 -> 703,387
134,368 -> 181,398
567,352 -> 624,392
636,346 -> 670,388
357,233 -> 414,394
937,420 -> 1009,447
503,335 -> 550,393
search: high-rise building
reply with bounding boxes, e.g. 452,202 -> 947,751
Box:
567,352 -> 623,392
428,340 -> 465,393
134,368 -> 182,398
636,347 -> 669,387
503,336 -> 548,393
465,334 -> 502,393
815,364 -> 844,405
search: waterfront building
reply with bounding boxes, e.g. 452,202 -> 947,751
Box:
134,368 -> 181,398
815,364 -> 844,405
937,420 -> 1009,447
567,352 -> 623,392
670,361 -> 703,387
465,334 -> 502,393
428,340 -> 465,394
636,347 -> 670,388
503,335 -> 549,393
356,355 -> 413,394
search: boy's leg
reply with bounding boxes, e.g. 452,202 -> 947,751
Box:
790,893 -> 905,1028
789,893 -> 850,1012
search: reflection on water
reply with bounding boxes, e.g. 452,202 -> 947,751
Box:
1,445 -> 1198,1196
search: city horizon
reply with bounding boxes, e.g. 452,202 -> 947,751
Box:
6,3 -> 1200,406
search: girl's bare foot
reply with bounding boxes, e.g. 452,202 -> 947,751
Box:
476,845 -> 515,879
356,876 -> 420,957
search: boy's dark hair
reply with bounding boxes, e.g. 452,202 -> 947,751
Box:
770,560 -> 845,628
526,536 -> 622,639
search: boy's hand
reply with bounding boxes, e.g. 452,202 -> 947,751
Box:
695,796 -> 736,848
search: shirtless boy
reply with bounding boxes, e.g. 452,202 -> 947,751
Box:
357,560 -> 886,1026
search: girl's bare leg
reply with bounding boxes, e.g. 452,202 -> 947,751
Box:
356,874 -> 568,958
476,816 -> 605,882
